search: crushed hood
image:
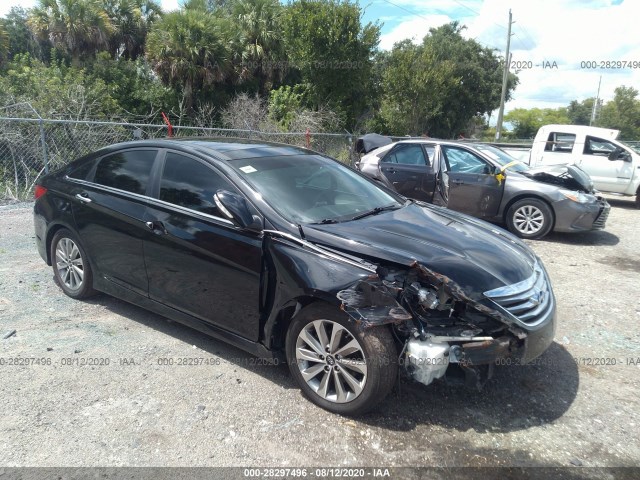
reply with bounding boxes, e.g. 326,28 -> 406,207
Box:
523,164 -> 594,192
301,203 -> 537,297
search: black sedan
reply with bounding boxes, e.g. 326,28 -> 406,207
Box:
34,139 -> 556,415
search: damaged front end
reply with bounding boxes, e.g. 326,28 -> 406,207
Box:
337,260 -> 555,390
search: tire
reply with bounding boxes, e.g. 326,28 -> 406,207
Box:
50,228 -> 96,299
285,303 -> 397,415
635,188 -> 640,209
506,198 -> 554,240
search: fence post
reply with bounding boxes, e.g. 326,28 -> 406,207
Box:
38,118 -> 49,174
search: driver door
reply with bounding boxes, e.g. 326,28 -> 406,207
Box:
441,145 -> 504,218
576,136 -> 633,193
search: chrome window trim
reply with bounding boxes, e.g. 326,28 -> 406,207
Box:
66,176 -> 235,226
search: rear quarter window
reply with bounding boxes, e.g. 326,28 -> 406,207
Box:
93,149 -> 158,195
66,158 -> 97,180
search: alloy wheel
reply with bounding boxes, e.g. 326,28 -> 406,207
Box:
295,319 -> 368,403
55,237 -> 85,291
513,205 -> 545,235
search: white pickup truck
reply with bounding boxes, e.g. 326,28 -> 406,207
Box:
527,124 -> 640,207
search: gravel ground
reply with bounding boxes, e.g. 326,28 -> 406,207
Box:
0,197 -> 639,472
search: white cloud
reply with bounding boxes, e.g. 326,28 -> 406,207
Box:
379,14 -> 452,50
378,0 -> 640,113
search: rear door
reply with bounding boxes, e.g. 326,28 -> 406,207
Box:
441,145 -> 504,218
576,136 -> 633,193
70,148 -> 160,296
379,143 -> 435,201
142,150 -> 263,341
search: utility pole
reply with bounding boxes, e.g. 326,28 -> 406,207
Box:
495,9 -> 514,141
590,75 -> 602,126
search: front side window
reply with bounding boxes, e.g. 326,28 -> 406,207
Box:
473,144 -> 529,172
442,146 -> 490,174
94,150 -> 157,194
383,144 -> 427,165
159,152 -> 235,217
583,136 -> 617,156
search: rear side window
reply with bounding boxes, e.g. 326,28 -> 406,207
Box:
94,150 -> 157,195
383,144 -> 428,165
544,133 -> 576,153
159,152 -> 235,217
67,158 -> 96,180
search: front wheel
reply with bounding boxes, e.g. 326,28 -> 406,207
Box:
285,303 -> 397,415
635,187 -> 640,209
506,198 -> 554,239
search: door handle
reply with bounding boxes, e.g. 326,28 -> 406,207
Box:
452,179 -> 464,185
75,193 -> 91,203
384,168 -> 397,174
145,221 -> 168,235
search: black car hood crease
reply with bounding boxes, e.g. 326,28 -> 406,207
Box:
300,203 -> 536,298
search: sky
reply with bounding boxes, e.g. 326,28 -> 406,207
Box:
2,0 -> 638,117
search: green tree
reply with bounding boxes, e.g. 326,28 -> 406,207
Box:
103,0 -> 163,60
0,22 -> 8,68
421,22 -> 517,138
377,40 -> 455,136
0,53 -> 119,118
28,0 -> 114,66
596,86 -> 640,140
145,8 -> 231,113
504,107 -> 569,139
229,0 -> 284,94
567,98 -> 595,125
281,0 -> 380,128
1,7 -> 51,62
89,51 -> 177,118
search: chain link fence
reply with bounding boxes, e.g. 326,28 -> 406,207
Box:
0,116 -> 356,202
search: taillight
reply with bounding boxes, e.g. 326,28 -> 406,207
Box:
34,185 -> 47,200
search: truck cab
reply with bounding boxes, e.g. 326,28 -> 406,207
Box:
530,124 -> 640,206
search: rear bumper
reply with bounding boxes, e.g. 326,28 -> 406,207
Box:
34,204 -> 48,264
553,198 -> 610,232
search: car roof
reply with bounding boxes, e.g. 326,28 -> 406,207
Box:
99,137 -> 314,161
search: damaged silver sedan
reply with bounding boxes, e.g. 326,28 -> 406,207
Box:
34,139 -> 556,415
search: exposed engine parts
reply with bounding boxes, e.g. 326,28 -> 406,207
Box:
336,261 -> 527,390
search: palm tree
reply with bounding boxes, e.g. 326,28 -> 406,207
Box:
103,0 -> 162,60
28,0 -> 114,66
229,0 -> 284,93
145,9 -> 231,112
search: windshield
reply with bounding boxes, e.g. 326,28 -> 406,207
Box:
473,144 -> 529,172
229,155 -> 403,224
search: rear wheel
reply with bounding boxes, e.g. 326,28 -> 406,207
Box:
51,229 -> 96,299
285,303 -> 397,415
506,198 -> 554,239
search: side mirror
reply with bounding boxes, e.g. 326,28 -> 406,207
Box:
608,147 -> 631,161
214,190 -> 262,230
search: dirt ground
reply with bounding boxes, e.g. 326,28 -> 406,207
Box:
0,196 -> 639,474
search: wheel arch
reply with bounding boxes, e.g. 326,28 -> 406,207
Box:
45,222 -> 76,266
266,296 -> 342,352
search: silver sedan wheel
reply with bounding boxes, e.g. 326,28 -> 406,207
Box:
55,238 -> 84,291
295,319 -> 368,404
513,205 -> 545,235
